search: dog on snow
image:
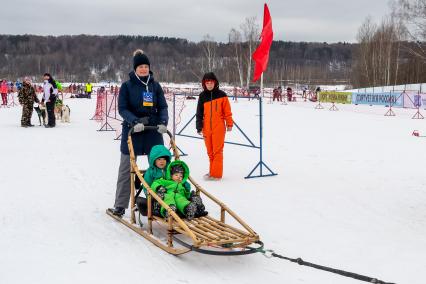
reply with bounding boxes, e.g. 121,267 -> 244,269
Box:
54,104 -> 62,120
61,105 -> 71,123
34,103 -> 47,126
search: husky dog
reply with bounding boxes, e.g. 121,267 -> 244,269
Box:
61,105 -> 70,123
34,104 -> 47,126
54,104 -> 62,120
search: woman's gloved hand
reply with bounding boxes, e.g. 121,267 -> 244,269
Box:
157,124 -> 167,134
133,123 -> 145,132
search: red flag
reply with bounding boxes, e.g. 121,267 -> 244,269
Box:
252,3 -> 273,82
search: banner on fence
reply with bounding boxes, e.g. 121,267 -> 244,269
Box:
403,92 -> 426,109
318,91 -> 352,104
352,92 -> 404,107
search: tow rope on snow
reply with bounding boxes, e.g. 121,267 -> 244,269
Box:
258,249 -> 396,284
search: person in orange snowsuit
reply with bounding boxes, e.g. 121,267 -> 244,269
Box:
196,72 -> 233,180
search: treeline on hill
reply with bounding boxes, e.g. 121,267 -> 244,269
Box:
0,34 -> 424,88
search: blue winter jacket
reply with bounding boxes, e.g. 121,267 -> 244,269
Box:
119,71 -> 168,155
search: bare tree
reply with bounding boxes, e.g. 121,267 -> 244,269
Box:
240,17 -> 260,88
200,34 -> 217,72
228,28 -> 244,87
393,0 -> 426,61
354,10 -> 416,88
356,16 -> 376,86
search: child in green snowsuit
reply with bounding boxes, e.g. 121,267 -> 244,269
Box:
150,160 -> 206,220
142,145 -> 191,195
143,145 -> 206,219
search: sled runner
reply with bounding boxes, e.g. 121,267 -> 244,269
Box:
106,126 -> 262,255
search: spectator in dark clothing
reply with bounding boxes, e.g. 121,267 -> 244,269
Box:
273,86 -> 282,102
41,73 -> 58,128
286,87 -> 293,102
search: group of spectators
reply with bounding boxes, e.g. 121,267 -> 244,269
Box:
271,86 -> 322,102
1,79 -> 22,106
231,87 -> 261,101
229,85 -> 321,102
67,83 -> 120,99
17,73 -> 59,128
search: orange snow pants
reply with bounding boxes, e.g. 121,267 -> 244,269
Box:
203,127 -> 225,178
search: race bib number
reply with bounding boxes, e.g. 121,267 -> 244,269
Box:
142,91 -> 153,107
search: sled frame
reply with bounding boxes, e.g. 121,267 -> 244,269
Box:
107,127 -> 260,255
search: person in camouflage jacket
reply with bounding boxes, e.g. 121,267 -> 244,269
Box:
18,78 -> 37,127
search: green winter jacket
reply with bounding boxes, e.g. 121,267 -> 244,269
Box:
143,145 -> 190,195
150,160 -> 192,217
55,80 -> 62,91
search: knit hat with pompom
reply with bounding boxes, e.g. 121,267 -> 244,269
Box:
133,49 -> 150,70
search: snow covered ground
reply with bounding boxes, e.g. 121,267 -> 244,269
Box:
1,95 -> 425,284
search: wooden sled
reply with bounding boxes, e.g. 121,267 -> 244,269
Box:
107,126 -> 262,255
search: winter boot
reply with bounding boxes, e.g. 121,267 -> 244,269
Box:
184,202 -> 197,220
135,197 -> 148,216
197,210 -> 208,217
190,194 -> 207,217
108,207 -> 125,217
164,205 -> 177,218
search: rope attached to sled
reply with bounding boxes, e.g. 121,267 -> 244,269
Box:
257,249 -> 396,284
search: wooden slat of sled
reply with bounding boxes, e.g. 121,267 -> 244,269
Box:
200,216 -> 251,238
188,220 -> 229,240
203,216 -> 255,237
175,225 -> 213,241
186,220 -> 254,246
195,218 -> 245,239
153,216 -> 216,241
174,224 -> 252,247
191,219 -> 239,240
182,222 -> 219,241
152,215 -> 257,247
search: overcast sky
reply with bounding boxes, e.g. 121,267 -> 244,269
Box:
2,0 -> 392,43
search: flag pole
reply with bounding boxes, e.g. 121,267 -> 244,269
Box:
246,72 -> 277,178
245,2 -> 277,178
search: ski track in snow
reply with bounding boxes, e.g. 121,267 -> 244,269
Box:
1,95 -> 426,284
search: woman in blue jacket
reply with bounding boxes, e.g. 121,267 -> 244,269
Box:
109,49 -> 168,217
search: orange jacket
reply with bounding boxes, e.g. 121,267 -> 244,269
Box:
196,88 -> 233,135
